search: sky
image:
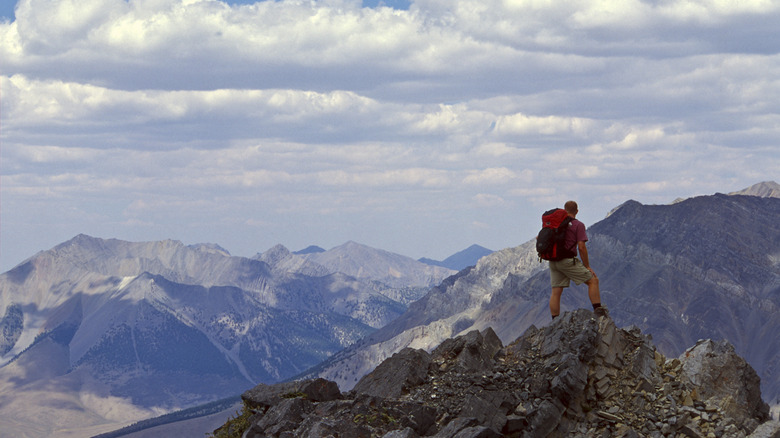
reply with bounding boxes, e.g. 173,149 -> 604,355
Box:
1,0 -> 779,272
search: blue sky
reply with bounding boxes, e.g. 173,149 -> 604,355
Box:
0,3 -> 14,21
0,0 -> 411,24
1,0 -> 779,272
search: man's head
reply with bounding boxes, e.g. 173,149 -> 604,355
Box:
564,200 -> 578,217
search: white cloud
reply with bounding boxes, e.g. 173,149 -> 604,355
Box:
314,167 -> 451,187
575,165 -> 601,179
472,193 -> 505,207
656,0 -> 779,23
1,0 -> 779,270
493,112 -> 594,137
462,167 -> 516,185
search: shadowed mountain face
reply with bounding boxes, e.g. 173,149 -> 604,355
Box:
418,244 -> 494,271
586,195 -> 780,362
0,236 -> 453,436
308,193 -> 780,407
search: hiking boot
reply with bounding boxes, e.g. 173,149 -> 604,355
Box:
594,306 -> 610,318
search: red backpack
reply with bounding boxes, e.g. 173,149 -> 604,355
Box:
536,208 -> 576,261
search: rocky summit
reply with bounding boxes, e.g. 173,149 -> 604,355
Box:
216,309 -> 779,438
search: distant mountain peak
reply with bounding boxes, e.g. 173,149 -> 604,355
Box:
60,233 -> 107,248
729,180 -> 780,198
256,244 -> 293,265
301,241 -> 455,288
418,244 -> 494,271
293,245 -> 326,255
335,240 -> 371,251
605,199 -> 643,218
265,243 -> 292,256
187,242 -> 231,256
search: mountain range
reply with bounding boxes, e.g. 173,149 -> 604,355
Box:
1,181 -> 778,437
306,183 -> 780,415
0,237 -> 455,437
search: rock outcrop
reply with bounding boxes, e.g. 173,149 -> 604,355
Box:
220,309 -> 777,438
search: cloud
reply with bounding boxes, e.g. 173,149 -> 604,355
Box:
1,0 -> 779,270
493,113 -> 594,137
462,167 -> 516,185
314,167 -> 451,188
472,193 -> 505,207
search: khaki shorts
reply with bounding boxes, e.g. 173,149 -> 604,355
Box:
550,257 -> 593,288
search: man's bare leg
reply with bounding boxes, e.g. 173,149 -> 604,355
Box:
585,274 -> 600,307
550,287 -> 564,319
586,274 -> 608,317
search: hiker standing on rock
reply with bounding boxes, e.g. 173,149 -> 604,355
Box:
544,201 -> 607,320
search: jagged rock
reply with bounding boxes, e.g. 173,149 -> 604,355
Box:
241,377 -> 341,410
525,399 -> 564,437
383,428 -> 420,438
451,426 -> 502,438
431,328 -> 503,374
223,309 -> 776,438
679,339 -> 770,429
353,347 -> 432,398
432,417 -> 480,437
457,392 -> 511,432
748,421 -> 780,438
253,397 -> 311,435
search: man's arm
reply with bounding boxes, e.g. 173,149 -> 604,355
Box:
578,241 -> 592,271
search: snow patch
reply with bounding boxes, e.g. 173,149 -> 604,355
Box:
117,275 -> 137,291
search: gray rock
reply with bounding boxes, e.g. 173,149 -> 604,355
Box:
254,397 -> 312,434
678,424 -> 704,438
353,347 -> 432,398
241,422 -> 265,438
431,328 -> 503,373
433,417 -> 479,438
451,426 -> 502,438
526,399 -> 564,437
457,393 -> 509,432
748,421 -> 780,438
503,414 -> 526,434
680,339 -> 770,426
382,427 -> 419,438
391,400 -> 438,435
241,377 -> 341,410
550,353 -> 588,405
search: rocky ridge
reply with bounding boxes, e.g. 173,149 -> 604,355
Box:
218,309 -> 778,438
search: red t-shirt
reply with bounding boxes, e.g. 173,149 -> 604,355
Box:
565,218 -> 588,257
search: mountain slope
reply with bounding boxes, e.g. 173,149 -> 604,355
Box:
0,236 -> 432,437
307,192 -> 780,407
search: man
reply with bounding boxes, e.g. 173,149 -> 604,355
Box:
548,200 -> 607,319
